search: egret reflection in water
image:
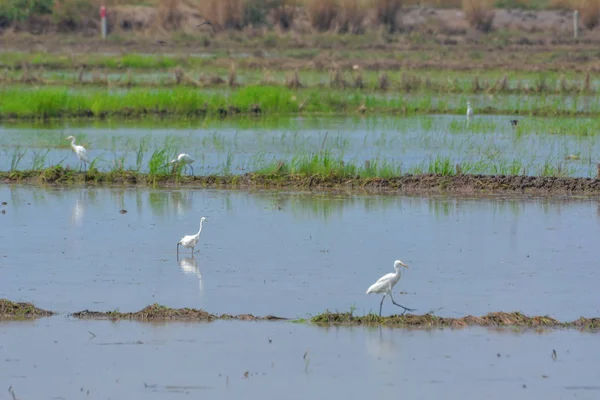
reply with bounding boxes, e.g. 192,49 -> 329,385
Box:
365,327 -> 397,360
177,255 -> 204,294
71,190 -> 88,227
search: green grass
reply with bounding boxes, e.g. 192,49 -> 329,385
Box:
0,149 -> 591,188
0,299 -> 54,318
1,85 -> 600,119
309,310 -> 600,330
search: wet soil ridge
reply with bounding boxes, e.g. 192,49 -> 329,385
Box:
72,303 -> 287,321
312,311 -> 600,330
3,169 -> 600,195
0,299 -> 54,319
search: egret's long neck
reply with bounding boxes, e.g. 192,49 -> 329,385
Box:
70,137 -> 77,149
197,220 -> 204,236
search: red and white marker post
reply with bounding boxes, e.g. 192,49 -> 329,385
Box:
100,5 -> 107,40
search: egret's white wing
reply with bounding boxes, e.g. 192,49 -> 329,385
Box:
77,146 -> 90,162
366,272 -> 396,294
179,234 -> 195,245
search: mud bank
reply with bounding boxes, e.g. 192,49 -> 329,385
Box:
0,299 -> 54,319
3,169 -> 600,196
312,311 -> 600,330
72,304 -> 287,322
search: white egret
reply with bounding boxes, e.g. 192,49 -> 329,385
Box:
366,260 -> 415,317
170,153 -> 196,175
66,136 -> 89,172
177,217 -> 206,254
466,101 -> 473,119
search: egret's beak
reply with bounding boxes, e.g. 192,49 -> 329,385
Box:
400,262 -> 409,268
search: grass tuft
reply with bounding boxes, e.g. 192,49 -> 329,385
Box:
462,0 -> 495,32
579,0 -> 600,30
306,0 -> 339,31
311,310 -> 600,330
374,0 -> 403,32
0,299 -> 54,319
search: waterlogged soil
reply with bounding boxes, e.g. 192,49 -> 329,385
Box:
312,311 -> 600,330
1,318 -> 600,399
4,169 -> 600,196
9,301 -> 599,331
71,303 -> 286,322
0,299 -> 54,319
2,115 -> 600,177
1,185 -> 599,321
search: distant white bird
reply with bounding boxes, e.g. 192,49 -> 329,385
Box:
170,153 -> 196,175
66,136 -> 89,172
366,260 -> 415,317
466,101 -> 473,119
177,217 -> 206,254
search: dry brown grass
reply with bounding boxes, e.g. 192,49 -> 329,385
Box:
306,0 -> 339,31
155,0 -> 246,31
374,0 -> 402,32
52,0 -> 100,32
462,0 -> 494,32
272,0 -> 298,31
337,0 -> 367,33
578,0 -> 600,30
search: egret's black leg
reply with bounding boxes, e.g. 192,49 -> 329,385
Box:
389,292 -> 415,314
177,243 -> 180,253
379,295 -> 386,317
190,165 -> 194,176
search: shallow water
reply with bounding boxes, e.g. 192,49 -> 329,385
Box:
1,185 -> 599,320
1,318 -> 599,400
1,115 -> 599,176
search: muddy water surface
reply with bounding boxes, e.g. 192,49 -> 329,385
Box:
1,318 -> 599,399
1,185 -> 598,320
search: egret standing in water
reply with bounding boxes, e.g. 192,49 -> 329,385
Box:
466,101 -> 473,120
170,153 -> 196,175
66,136 -> 89,172
366,260 -> 415,317
177,217 -> 206,254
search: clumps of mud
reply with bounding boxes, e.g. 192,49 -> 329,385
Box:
312,311 -> 600,330
3,169 -> 600,195
0,299 -> 54,319
72,303 -> 287,322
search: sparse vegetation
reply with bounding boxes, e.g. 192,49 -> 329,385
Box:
0,0 -> 594,35
72,303 -> 287,320
579,0 -> 600,30
462,0 -> 495,32
310,310 -> 600,330
0,299 -> 54,318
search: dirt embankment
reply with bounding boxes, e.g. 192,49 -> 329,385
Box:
3,170 -> 600,196
72,303 -> 287,321
0,299 -> 54,319
2,300 -> 599,330
312,311 -> 600,330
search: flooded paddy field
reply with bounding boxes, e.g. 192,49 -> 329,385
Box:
2,114 -> 600,177
2,318 -> 600,400
1,185 -> 598,320
2,119 -> 600,397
